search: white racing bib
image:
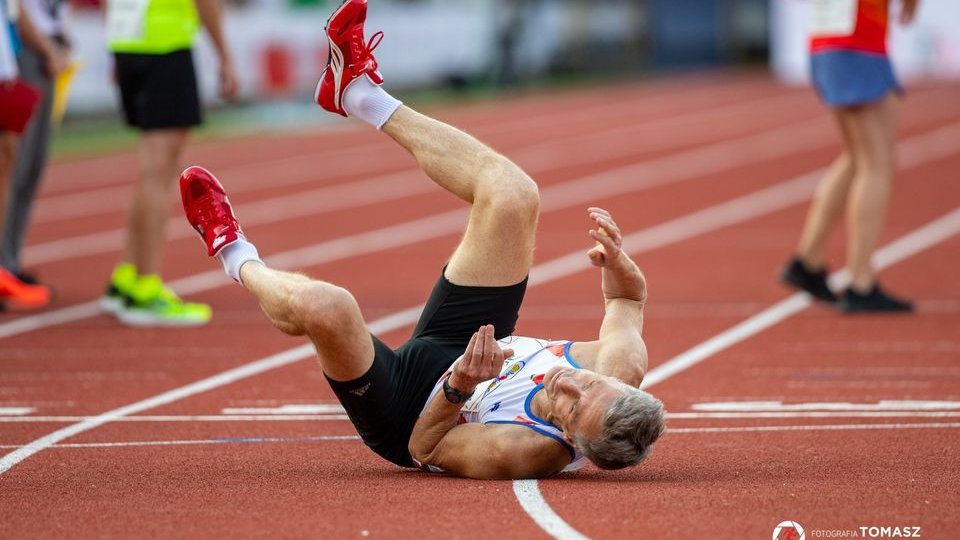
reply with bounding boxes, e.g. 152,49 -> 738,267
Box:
106,0 -> 150,41
809,0 -> 858,37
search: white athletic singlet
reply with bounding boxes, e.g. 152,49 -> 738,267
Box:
421,336 -> 588,473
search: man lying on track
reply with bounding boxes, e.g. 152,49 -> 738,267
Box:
179,0 -> 665,479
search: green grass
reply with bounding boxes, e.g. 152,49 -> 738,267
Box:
49,106 -> 271,159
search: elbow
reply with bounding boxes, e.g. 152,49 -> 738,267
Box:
618,346 -> 648,387
407,435 -> 436,467
621,362 -> 646,388
407,440 -> 427,466
604,340 -> 647,387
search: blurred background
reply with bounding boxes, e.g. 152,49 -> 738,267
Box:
56,0 -> 960,147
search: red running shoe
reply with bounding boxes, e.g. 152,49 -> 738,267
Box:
180,166 -> 242,257
314,0 -> 385,116
0,267 -> 51,309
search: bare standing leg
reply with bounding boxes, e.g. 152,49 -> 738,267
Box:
840,93 -> 897,292
125,129 -> 190,274
795,152 -> 855,269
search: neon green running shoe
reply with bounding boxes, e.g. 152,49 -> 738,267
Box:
117,274 -> 212,327
99,262 -> 138,315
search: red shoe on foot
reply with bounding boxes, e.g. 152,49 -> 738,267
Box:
179,166 -> 243,257
0,267 -> 51,309
315,0 -> 385,116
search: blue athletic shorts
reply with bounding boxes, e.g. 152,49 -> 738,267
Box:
810,50 -> 903,108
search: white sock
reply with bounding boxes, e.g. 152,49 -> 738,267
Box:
343,76 -> 402,130
215,235 -> 263,285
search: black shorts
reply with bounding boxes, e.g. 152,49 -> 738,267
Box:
114,49 -> 202,130
327,269 -> 527,468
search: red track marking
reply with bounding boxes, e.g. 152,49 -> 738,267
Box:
1,74 -> 959,539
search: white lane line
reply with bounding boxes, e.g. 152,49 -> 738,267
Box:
0,435 -> 362,450
513,481 -> 591,540
668,423 -> 960,434
0,407 -> 34,416
641,206 -> 960,390
669,411 -> 960,419
3,142 -> 959,477
0,415 -> 350,422
220,404 -> 346,414
640,208 -> 960,388
7,410 -> 960,423
691,400 -> 960,411
4,422 -> 957,451
0,344 -> 312,473
24,170 -> 441,265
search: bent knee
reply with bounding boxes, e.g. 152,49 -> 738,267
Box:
290,283 -> 363,336
482,167 -> 540,222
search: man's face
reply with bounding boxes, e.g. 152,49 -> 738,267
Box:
542,367 -> 624,443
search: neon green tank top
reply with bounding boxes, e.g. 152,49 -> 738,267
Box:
107,0 -> 199,54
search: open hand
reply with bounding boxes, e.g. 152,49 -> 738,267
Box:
448,325 -> 514,393
219,60 -> 239,101
42,47 -> 68,78
587,207 -> 623,267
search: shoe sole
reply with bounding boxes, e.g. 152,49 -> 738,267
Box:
837,302 -> 914,314
779,272 -> 837,303
99,296 -> 124,315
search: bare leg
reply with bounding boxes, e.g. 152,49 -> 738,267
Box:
840,94 -> 898,292
239,261 -> 375,381
795,150 -> 855,269
381,106 -> 539,286
124,129 -> 190,274
0,134 -> 14,248
795,107 -> 860,269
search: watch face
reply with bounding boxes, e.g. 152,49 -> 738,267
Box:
443,379 -> 468,403
444,387 -> 464,403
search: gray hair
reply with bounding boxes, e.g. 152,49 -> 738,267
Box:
573,385 -> 666,470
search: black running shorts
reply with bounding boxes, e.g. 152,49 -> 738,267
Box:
327,269 -> 527,468
114,49 -> 202,130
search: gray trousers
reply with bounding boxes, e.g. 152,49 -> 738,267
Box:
2,45 -> 55,273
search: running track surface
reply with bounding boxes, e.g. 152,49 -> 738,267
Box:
1,72 -> 959,539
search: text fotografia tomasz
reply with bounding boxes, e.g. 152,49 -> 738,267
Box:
809,526 -> 921,538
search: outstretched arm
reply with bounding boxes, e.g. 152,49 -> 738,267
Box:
572,208 -> 648,386
410,421 -> 569,479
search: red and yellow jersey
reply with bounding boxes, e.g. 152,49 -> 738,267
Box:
809,0 -> 890,55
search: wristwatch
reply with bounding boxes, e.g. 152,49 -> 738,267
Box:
442,377 -> 473,404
